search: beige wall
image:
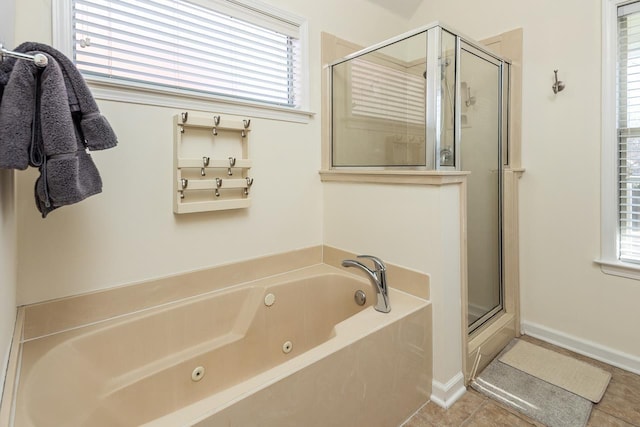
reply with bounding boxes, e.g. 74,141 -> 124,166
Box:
0,0 -> 18,401
13,0 -> 410,304
323,181 -> 465,404
0,172 -> 17,402
411,0 -> 640,360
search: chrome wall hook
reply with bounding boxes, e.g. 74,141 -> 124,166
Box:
244,177 -> 254,196
465,85 -> 476,107
179,178 -> 188,199
180,112 -> 188,133
212,115 -> 221,136
228,157 -> 236,176
215,177 -> 222,197
242,119 -> 251,137
201,156 -> 210,176
552,69 -> 565,94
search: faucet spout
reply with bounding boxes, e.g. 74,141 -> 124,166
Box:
341,255 -> 391,313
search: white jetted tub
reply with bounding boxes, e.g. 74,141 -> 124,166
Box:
13,264 -> 432,427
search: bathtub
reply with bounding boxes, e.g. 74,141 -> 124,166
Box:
13,264 -> 432,427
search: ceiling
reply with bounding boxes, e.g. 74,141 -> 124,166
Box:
364,0 -> 424,19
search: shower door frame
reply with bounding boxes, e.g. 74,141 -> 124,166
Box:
458,40 -> 506,335
426,27 -> 521,385
463,29 -> 523,386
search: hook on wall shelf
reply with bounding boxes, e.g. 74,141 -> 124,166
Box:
173,112 -> 253,213
552,69 -> 565,94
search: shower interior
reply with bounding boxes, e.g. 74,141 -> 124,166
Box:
329,23 -> 511,336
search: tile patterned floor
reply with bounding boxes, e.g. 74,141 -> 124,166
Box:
403,335 -> 640,427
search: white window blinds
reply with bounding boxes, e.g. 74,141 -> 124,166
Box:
72,0 -> 302,108
618,3 -> 640,262
350,58 -> 425,125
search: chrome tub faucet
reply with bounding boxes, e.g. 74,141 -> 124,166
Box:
342,255 -> 391,313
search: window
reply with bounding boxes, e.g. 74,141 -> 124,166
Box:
349,58 -> 425,125
618,3 -> 640,263
600,0 -> 640,278
54,0 -> 309,119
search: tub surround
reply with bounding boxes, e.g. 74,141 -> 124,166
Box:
2,246 -> 432,426
18,245 -> 429,341
193,298 -> 431,427
323,245 -> 430,299
21,246 -> 323,341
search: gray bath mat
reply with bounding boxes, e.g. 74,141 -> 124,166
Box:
499,340 -> 611,402
471,357 -> 593,427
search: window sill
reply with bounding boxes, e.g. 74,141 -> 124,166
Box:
594,258 -> 640,281
86,77 -> 315,124
318,169 -> 470,185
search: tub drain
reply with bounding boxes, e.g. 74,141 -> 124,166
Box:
191,366 -> 205,382
282,341 -> 293,354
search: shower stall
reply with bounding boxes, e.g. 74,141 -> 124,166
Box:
329,23 -> 512,337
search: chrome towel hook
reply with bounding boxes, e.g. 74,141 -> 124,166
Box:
242,119 -> 250,137
201,156 -> 209,176
179,178 -> 188,199
552,69 -> 565,94
212,115 -> 221,136
244,176 -> 253,196
215,177 -> 222,197
228,157 -> 236,176
179,111 -> 188,133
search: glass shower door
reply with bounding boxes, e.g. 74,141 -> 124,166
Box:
460,43 -> 504,333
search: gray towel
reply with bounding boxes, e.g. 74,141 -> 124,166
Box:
0,52 -> 104,217
4,42 -> 118,151
35,150 -> 102,214
0,59 -> 36,169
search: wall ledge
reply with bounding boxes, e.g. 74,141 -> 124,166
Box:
319,169 -> 469,185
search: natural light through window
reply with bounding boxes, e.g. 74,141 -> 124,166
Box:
618,5 -> 640,263
350,59 -> 425,125
72,0 -> 302,108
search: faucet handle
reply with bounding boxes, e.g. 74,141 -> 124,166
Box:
357,255 -> 386,271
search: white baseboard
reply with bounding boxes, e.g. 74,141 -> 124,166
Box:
430,372 -> 466,409
521,321 -> 640,375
